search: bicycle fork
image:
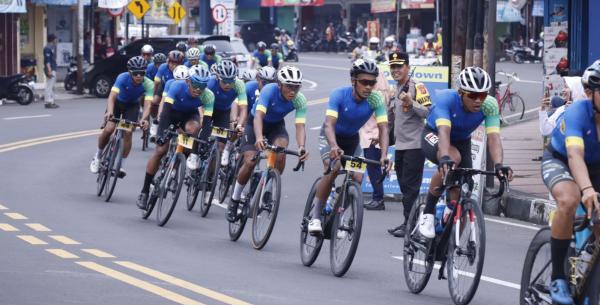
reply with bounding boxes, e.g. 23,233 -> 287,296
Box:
453,204 -> 478,253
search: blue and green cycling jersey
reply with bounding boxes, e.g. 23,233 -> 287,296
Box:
251,83 -> 307,124
207,76 -> 247,111
110,72 -> 154,104
325,86 -> 388,137
271,52 -> 283,68
426,89 -> 500,140
162,79 -> 177,97
550,100 -> 600,164
200,54 -> 222,69
145,62 -> 159,81
253,50 -> 272,67
244,80 -> 260,113
154,63 -> 174,84
163,80 -> 215,115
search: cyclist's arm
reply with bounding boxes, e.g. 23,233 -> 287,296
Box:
372,94 -> 389,157
483,96 -> 502,165
141,77 -> 154,121
432,96 -> 452,158
234,80 -> 248,130
293,94 -> 308,149
199,89 -> 215,141
253,91 -> 268,142
567,146 -> 593,192
106,91 -> 117,116
323,115 -> 338,150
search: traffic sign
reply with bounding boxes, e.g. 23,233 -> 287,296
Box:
168,2 -> 186,24
211,4 -> 226,24
107,6 -> 125,16
127,0 -> 150,20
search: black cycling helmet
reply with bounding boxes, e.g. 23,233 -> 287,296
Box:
582,60 -> 600,90
257,41 -> 267,50
270,43 -> 280,50
153,52 -> 167,64
350,58 -> 379,77
167,50 -> 185,64
204,44 -> 216,55
176,41 -> 188,53
127,56 -> 148,71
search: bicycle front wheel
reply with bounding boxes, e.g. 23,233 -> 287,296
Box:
251,169 -> 282,250
200,145 -> 220,217
403,194 -> 434,294
330,181 -> 364,277
447,199 -> 486,305
300,177 -> 324,267
104,137 -> 123,202
219,154 -> 242,203
156,154 -> 186,226
96,146 -> 110,197
500,93 -> 525,125
586,260 -> 600,305
519,227 -> 553,305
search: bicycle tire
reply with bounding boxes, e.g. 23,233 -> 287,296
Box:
585,259 -> 600,305
219,153 -> 241,203
300,177 -> 324,267
500,93 -> 526,125
447,199 -> 486,305
403,194 -> 434,294
104,137 -> 123,202
156,154 -> 186,226
251,168 -> 282,250
200,144 -> 220,217
228,199 -> 249,241
330,181 -> 364,277
186,168 -> 200,211
142,129 -> 149,151
519,227 -> 553,305
96,145 -> 110,197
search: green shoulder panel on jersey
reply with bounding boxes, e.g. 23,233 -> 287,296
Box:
234,79 -> 247,104
201,88 -> 215,117
292,92 -> 308,124
215,55 -> 223,63
143,77 -> 154,100
367,91 -> 388,123
481,95 -> 501,134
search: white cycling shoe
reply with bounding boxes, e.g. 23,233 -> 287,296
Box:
418,213 -> 436,239
186,153 -> 199,170
308,219 -> 322,235
90,156 -> 100,173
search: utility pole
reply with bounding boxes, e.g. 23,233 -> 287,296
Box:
473,0 -> 484,67
465,0 -> 476,67
451,0 -> 468,88
441,0 -> 451,80
76,0 -> 84,94
485,0 -> 497,188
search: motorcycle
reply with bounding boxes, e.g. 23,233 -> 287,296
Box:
285,40 -> 298,62
64,56 -> 78,91
0,74 -> 35,105
336,32 -> 357,53
20,58 -> 37,83
508,39 -> 542,64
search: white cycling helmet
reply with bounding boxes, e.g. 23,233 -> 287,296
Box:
277,66 -> 302,85
188,64 -> 207,78
457,66 -> 491,93
186,47 -> 201,60
215,60 -> 238,79
425,33 -> 435,41
258,66 -> 277,81
141,44 -> 154,55
240,69 -> 257,82
369,37 -> 380,44
173,65 -> 189,80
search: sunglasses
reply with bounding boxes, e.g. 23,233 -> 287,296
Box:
191,82 -> 207,90
283,84 -> 301,92
220,78 -> 236,84
462,90 -> 488,100
356,79 -> 377,87
130,71 -> 146,77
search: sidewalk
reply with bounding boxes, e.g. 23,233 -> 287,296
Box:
32,82 -> 77,102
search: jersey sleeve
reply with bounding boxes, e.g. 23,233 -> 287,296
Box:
163,81 -> 179,105
200,89 -> 215,117
367,91 -> 388,123
481,96 -> 501,134
278,53 -> 283,60
563,102 -> 586,148
431,93 -> 452,128
145,64 -> 153,76
266,50 -> 272,62
111,74 -> 126,94
326,89 -> 341,118
215,55 -> 222,63
143,77 -> 154,101
292,93 -> 308,124
234,80 -> 247,106
154,64 -> 164,82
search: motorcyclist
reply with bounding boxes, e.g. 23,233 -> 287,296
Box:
420,33 -> 441,56
363,37 -> 385,63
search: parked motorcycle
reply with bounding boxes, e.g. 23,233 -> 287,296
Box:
285,40 -> 298,62
336,32 -> 357,53
507,39 -> 543,64
64,56 -> 78,91
0,74 -> 35,105
20,58 -> 37,83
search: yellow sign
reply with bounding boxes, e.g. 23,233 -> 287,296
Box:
127,0 -> 150,20
168,2 -> 185,24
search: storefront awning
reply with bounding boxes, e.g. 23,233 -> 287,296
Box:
31,0 -> 90,6
260,0 -> 323,7
0,0 -> 26,13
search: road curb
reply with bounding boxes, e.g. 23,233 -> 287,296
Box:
483,188 -> 555,225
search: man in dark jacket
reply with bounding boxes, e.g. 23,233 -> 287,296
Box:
44,34 -> 59,109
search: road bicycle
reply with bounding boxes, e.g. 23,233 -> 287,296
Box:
217,130 -> 242,204
495,71 -> 525,125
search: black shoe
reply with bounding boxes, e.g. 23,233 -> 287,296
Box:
388,224 -> 406,238
117,168 -> 127,178
45,103 -> 59,109
136,193 -> 148,210
364,199 -> 385,210
227,198 -> 240,222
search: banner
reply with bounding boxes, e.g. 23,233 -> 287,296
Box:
98,0 -> 128,8
366,20 -> 380,43
497,0 -> 522,23
260,0 -> 323,6
371,0 -> 395,13
379,65 -> 448,101
0,0 -> 25,13
401,0 -> 434,9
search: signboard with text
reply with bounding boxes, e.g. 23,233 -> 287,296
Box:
0,0 -> 25,13
260,0 -> 323,7
371,0 -> 395,13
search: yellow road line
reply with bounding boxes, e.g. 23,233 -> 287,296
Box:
0,204 -> 8,210
0,129 -> 98,149
0,223 -> 19,231
46,248 -> 79,259
49,235 -> 81,245
81,249 -> 115,258
115,261 -> 252,305
25,223 -> 51,232
17,235 -> 47,245
4,212 -> 28,220
76,261 -> 205,305
0,131 -> 100,154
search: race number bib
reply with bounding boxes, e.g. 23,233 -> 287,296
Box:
116,121 -> 133,132
345,159 -> 367,173
177,134 -> 193,149
211,127 -> 228,138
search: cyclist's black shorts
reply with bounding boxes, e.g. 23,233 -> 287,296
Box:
541,147 -> 600,190
240,116 -> 288,153
155,82 -> 165,97
157,102 -> 200,142
421,126 -> 472,169
212,108 -> 231,144
318,125 -> 362,162
112,101 -> 139,123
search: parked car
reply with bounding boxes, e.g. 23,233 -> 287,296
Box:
235,20 -> 277,51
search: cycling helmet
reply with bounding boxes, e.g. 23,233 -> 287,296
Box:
173,65 -> 189,80
215,60 -> 238,79
204,44 -> 216,55
277,66 -> 302,85
369,37 -> 380,44
141,44 -> 154,55
582,60 -> 600,90
188,64 -> 211,83
153,52 -> 167,64
425,33 -> 434,41
186,47 -> 201,60
270,43 -> 280,50
257,66 -> 277,81
240,69 -> 257,82
210,63 -> 218,75
127,56 -> 148,71
176,41 -> 188,53
350,58 -> 379,77
457,66 -> 492,93
384,36 -> 395,46
257,41 -> 267,50
189,73 -> 210,87
168,50 -> 185,64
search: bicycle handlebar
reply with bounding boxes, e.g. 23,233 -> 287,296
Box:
250,139 -> 305,172
441,167 -> 510,198
573,195 -> 600,232
324,155 -> 389,184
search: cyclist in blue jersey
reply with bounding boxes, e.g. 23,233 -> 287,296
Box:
270,43 -> 284,69
226,66 -> 309,222
307,59 -> 391,234
141,44 -> 153,63
136,66 -> 215,210
150,50 -> 185,141
252,41 -> 272,69
540,60 -> 600,305
145,53 -> 166,82
90,56 -> 153,176
240,69 -> 257,83
417,67 -> 513,239
200,45 -> 222,69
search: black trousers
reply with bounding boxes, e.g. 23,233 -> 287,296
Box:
395,149 -> 426,222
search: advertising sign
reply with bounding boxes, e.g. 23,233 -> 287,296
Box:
401,0 -> 434,9
260,0 -> 323,6
0,0 -> 25,13
371,0 -> 395,13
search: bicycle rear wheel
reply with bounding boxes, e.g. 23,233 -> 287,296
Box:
200,145 -> 220,217
186,169 -> 201,211
585,260 -> 600,305
300,177 -> 324,267
104,137 -> 123,202
500,93 -> 525,125
403,194 -> 434,294
519,227 -> 553,305
330,181 -> 364,277
218,153 -> 241,203
251,169 -> 281,250
96,145 -> 110,197
447,199 -> 486,305
156,154 -> 186,226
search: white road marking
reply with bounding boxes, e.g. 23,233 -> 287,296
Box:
484,217 -> 540,231
392,256 -> 521,290
310,126 -> 321,130
302,79 -> 318,91
3,114 -> 52,120
293,62 -> 347,71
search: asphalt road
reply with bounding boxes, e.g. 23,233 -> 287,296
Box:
0,53 -> 545,305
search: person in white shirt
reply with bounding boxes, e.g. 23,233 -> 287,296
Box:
539,76 -> 585,136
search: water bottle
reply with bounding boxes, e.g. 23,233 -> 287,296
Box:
324,187 -> 335,215
575,244 -> 595,280
435,203 -> 445,233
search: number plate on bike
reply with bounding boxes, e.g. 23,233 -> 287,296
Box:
345,160 -> 366,173
116,121 -> 133,131
211,127 -> 228,138
177,134 -> 193,149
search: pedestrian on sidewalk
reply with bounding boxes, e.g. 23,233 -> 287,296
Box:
43,34 -> 59,109
386,51 -> 431,237
325,23 -> 336,53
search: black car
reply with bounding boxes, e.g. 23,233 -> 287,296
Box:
85,35 -> 230,98
235,20 -> 277,51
